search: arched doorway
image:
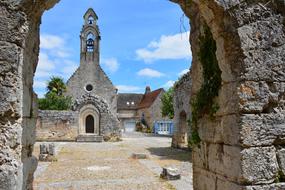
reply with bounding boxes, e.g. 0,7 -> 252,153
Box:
79,104 -> 100,135
179,111 -> 187,145
85,115 -> 95,133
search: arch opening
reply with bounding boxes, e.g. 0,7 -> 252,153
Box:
178,110 -> 187,144
85,115 -> 95,133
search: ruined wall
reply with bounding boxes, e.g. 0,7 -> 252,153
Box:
173,0 -> 285,189
36,110 -> 78,141
172,71 -> 191,149
0,1 -> 59,189
1,0 -> 285,189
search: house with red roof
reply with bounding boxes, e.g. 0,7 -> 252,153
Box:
117,86 -> 167,132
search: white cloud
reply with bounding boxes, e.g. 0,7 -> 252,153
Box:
40,34 -> 65,49
116,85 -> 142,93
137,68 -> 165,78
163,80 -> 175,89
101,58 -> 119,73
33,80 -> 46,89
179,69 -> 189,76
136,31 -> 191,63
37,53 -> 55,72
34,34 -> 79,94
35,53 -> 56,79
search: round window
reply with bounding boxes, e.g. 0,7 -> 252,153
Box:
86,84 -> 93,92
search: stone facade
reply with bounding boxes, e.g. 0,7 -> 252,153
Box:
35,9 -> 120,143
173,0 -> 285,189
117,87 -> 166,131
172,71 -> 191,149
65,9 -> 118,114
0,0 -> 285,189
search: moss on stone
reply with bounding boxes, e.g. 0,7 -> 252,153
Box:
189,24 -> 222,147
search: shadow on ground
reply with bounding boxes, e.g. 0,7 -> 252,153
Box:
147,147 -> 192,162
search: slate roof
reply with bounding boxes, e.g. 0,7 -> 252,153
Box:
117,93 -> 143,110
137,88 -> 164,109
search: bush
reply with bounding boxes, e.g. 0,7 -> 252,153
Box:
38,92 -> 72,110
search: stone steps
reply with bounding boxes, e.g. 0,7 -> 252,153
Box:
77,135 -> 103,142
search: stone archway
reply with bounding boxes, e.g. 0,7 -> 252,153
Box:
178,111 -> 187,145
0,0 -> 285,190
85,115 -> 94,133
78,104 -> 100,135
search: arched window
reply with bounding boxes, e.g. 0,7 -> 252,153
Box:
86,33 -> 95,52
88,16 -> 94,24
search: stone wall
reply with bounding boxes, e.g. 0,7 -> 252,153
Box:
1,0 -> 285,189
172,71 -> 191,148
0,1 -> 59,189
36,110 -> 78,141
173,0 -> 285,189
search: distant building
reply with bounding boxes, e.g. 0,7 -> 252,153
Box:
36,8 -> 120,142
117,86 -> 167,132
36,9 -> 169,142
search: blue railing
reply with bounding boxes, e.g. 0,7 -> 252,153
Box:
153,120 -> 174,135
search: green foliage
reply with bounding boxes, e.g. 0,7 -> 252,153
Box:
189,25 -> 222,147
161,87 -> 174,119
38,76 -> 72,110
47,76 -> 66,96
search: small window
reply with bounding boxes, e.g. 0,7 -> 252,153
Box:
86,33 -> 95,52
86,84 -> 93,92
88,16 -> 94,24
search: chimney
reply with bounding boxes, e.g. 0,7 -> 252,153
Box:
145,86 -> 151,94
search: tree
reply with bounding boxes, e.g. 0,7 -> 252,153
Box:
38,76 -> 72,110
47,76 -> 66,96
161,87 -> 174,119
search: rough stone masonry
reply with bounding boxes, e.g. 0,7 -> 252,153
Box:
0,0 -> 285,190
173,0 -> 285,189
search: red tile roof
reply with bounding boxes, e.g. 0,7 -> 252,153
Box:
137,88 -> 164,109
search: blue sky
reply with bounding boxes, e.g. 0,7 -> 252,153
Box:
34,0 -> 191,97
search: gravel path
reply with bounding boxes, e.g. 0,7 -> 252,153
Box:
33,132 -> 193,190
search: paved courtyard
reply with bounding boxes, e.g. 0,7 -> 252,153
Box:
33,132 -> 193,190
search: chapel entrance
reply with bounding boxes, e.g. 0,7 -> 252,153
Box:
85,115 -> 95,133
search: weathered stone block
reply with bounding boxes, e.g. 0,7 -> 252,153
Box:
197,117 -> 223,144
277,148 -> 285,176
245,183 -> 285,190
243,46 -> 285,82
240,113 -> 285,147
132,153 -> 148,159
208,144 -> 242,182
216,82 -> 239,116
193,167 -> 216,190
160,167 -> 181,180
192,142 -> 208,170
216,177 -> 243,190
221,114 -> 241,145
241,146 -> 279,184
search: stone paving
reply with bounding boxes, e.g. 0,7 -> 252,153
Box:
33,132 -> 193,190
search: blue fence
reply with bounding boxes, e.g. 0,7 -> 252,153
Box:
153,120 -> 174,136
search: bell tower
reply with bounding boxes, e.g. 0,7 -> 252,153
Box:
80,8 -> 100,63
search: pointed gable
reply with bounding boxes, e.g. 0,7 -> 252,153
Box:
137,88 -> 164,109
